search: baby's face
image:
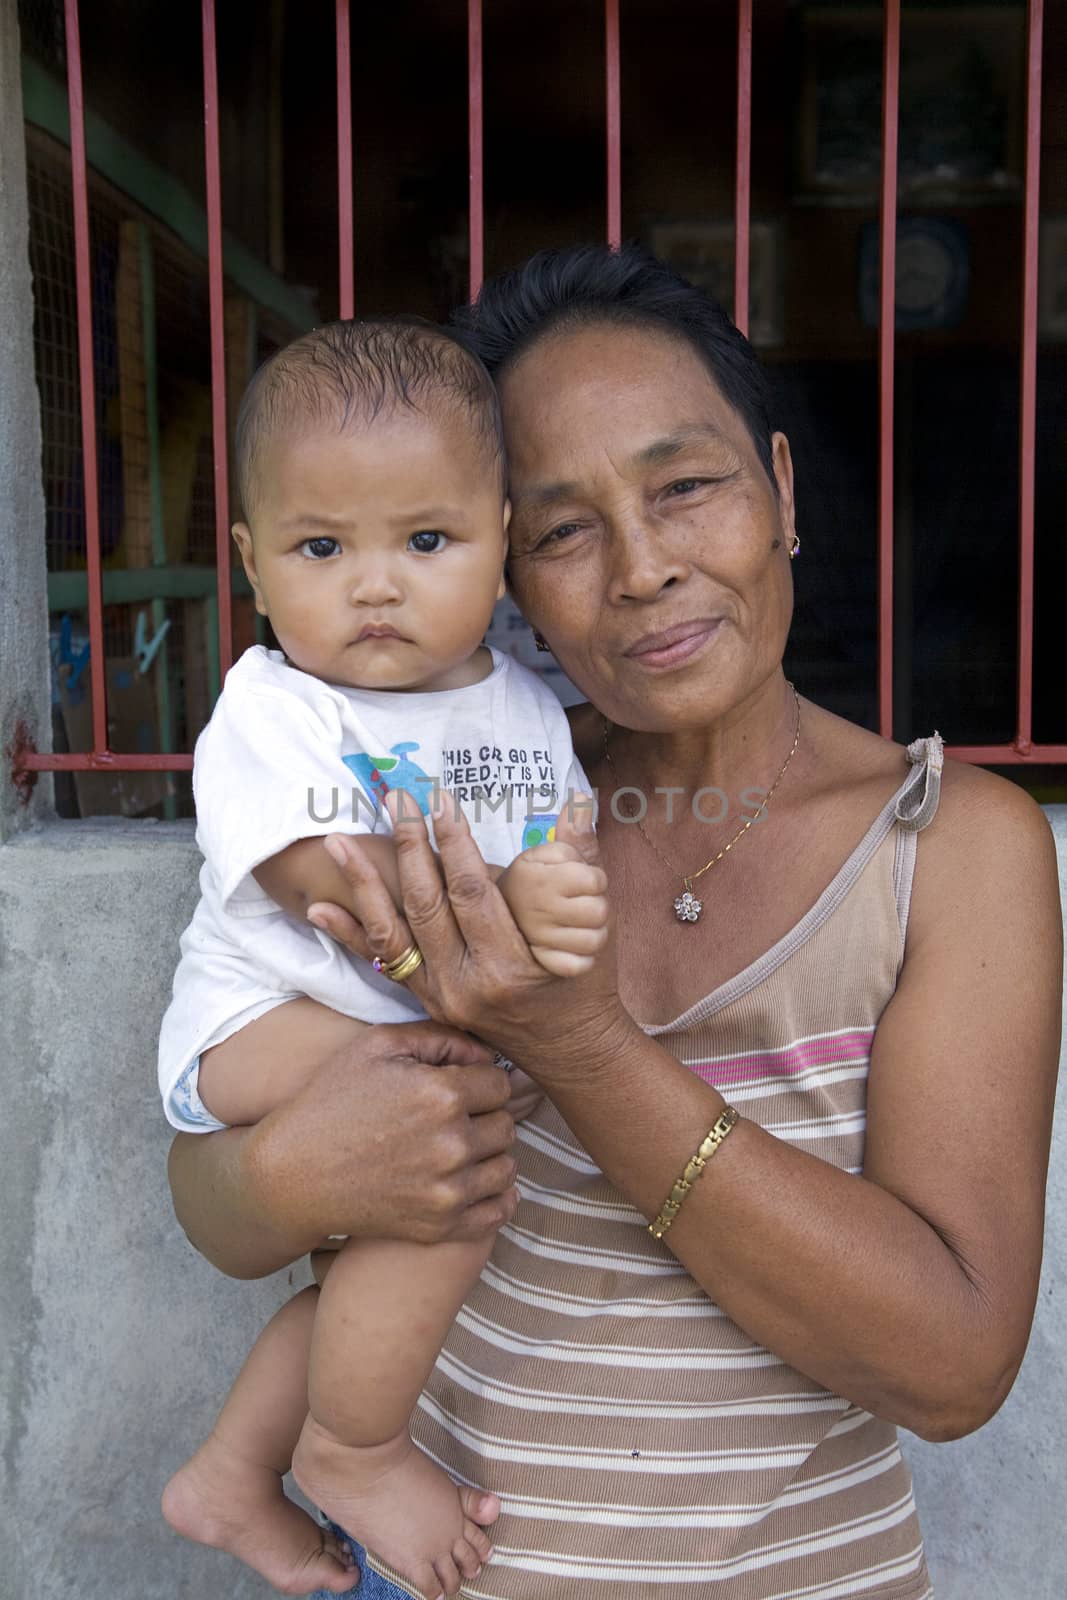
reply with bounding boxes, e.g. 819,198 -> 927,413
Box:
234,409 -> 507,693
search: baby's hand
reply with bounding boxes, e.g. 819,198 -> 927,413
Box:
499,841 -> 609,977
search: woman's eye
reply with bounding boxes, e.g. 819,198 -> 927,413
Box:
540,521 -> 582,547
667,478 -> 704,496
409,530 -> 446,553
302,536 -> 340,559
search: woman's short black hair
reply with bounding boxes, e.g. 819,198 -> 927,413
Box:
452,242 -> 776,490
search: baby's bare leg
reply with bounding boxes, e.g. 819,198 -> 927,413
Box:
196,995 -> 373,1126
292,1233 -> 499,1600
178,1003 -> 501,1597
162,1286 -> 357,1594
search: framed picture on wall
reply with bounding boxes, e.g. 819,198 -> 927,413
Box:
1039,219 -> 1067,341
645,219 -> 784,347
796,5 -> 1025,203
858,217 -> 970,331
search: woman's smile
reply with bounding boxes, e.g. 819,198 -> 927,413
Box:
623,616 -> 724,670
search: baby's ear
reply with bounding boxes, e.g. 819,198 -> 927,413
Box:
497,499 -> 512,599
231,522 -> 267,616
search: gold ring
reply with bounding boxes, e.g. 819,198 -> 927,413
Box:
373,944 -> 424,983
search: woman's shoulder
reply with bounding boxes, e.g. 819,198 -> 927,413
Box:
799,698 -> 1053,874
810,699 -> 1058,942
838,715 -> 1059,945
926,750 -> 1056,887
807,699 -> 1049,831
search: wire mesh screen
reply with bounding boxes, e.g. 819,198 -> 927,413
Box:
27,127 -> 220,575
24,126 -> 290,814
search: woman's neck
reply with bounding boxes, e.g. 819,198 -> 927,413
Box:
603,672 -> 799,799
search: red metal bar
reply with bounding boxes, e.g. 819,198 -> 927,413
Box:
877,0 -> 900,740
1016,0 -> 1043,755
63,0 -> 108,755
733,0 -> 753,336
202,0 -> 233,678
468,0 -> 484,302
605,0 -> 621,248
23,742 -> 1067,775
336,0 -> 355,318
21,752 -> 195,772
944,746 -> 1067,765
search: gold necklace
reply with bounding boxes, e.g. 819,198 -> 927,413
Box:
602,684 -> 801,923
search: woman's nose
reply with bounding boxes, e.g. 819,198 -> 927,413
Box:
607,519 -> 690,604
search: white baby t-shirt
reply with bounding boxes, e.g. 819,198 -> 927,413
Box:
158,645 -> 586,1131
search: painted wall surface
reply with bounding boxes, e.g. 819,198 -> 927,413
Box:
0,811 -> 1064,1600
0,0 -> 49,843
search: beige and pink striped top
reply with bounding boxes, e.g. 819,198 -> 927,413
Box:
399,737 -> 944,1600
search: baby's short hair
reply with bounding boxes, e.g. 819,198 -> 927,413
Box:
235,316 -> 505,517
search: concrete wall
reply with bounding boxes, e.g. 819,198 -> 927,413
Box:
0,820 -> 309,1600
0,0 -> 50,843
0,811 -> 1064,1600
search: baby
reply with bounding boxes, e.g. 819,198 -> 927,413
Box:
158,318 -> 606,1598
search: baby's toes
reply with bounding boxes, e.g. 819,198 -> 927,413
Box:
457,1486 -> 500,1528
409,1560 -> 442,1600
452,1535 -> 485,1579
431,1552 -> 462,1596
461,1518 -> 493,1562
313,1561 -> 360,1596
321,1529 -> 356,1569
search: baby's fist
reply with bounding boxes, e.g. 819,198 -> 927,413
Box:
499,841 -> 609,977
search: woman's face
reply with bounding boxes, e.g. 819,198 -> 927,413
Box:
499,322 -> 798,732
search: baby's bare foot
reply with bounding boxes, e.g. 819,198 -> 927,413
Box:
162,1430 -> 358,1595
292,1417 -> 499,1599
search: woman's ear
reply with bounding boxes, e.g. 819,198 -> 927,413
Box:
231,522 -> 268,616
770,433 -> 797,552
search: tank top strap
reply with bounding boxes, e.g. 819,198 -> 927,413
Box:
894,732 -> 944,832
891,732 -> 944,944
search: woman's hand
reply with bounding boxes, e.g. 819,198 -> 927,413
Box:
169,1019 -> 521,1276
309,791 -> 638,1085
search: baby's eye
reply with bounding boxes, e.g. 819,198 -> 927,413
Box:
302,536 -> 340,559
409,530 -> 446,553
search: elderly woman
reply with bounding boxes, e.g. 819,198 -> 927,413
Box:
169,245 -> 1061,1600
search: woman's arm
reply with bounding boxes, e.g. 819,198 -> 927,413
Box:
168,1018 -> 521,1277
313,777 -> 1061,1442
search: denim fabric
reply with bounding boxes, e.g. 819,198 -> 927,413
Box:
311,1527 -> 421,1600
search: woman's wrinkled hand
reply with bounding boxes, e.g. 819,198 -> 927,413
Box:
248,1019 -> 520,1246
307,791 -> 634,1086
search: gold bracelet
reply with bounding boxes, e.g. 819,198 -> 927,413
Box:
648,1106 -> 739,1239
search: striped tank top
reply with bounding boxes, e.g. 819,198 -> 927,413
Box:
402,736 -> 944,1600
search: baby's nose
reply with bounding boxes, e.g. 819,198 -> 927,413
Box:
348,562 -> 402,604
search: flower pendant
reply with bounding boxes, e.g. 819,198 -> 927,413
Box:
674,888 -> 702,923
